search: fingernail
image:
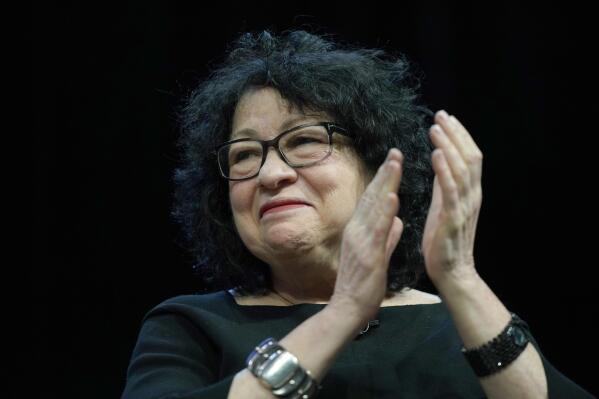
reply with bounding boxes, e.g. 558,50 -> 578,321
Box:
385,149 -> 393,161
387,159 -> 401,170
396,150 -> 404,163
438,110 -> 449,120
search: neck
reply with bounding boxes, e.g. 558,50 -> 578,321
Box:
271,276 -> 336,304
267,244 -> 340,304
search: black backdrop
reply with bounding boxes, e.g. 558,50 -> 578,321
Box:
32,2 -> 597,398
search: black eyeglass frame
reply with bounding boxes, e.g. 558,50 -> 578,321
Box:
214,122 -> 351,181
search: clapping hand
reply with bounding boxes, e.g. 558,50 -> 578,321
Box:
332,148 -> 404,323
422,110 -> 483,287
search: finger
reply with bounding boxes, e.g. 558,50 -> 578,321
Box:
421,175 -> 442,247
385,216 -> 404,264
434,110 -> 470,161
431,149 -> 459,213
430,124 -> 470,195
376,148 -> 403,191
446,113 -> 483,159
435,111 -> 484,183
429,174 -> 443,211
383,158 -> 402,196
448,115 -> 484,182
354,149 -> 403,221
366,148 -> 403,195
371,192 -> 400,248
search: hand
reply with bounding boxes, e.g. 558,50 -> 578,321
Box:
422,110 -> 483,286
331,148 -> 405,323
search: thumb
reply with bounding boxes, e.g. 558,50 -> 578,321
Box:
385,216 -> 404,264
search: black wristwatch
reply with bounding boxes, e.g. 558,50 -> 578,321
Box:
462,312 -> 531,377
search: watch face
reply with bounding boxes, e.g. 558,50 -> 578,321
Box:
509,326 -> 528,347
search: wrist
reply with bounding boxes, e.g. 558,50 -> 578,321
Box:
326,295 -> 374,333
432,270 -> 513,349
431,268 -> 482,299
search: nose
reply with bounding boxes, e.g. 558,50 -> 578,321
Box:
257,146 -> 298,189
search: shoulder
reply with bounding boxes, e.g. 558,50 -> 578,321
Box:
144,291 -> 232,320
159,290 -> 229,308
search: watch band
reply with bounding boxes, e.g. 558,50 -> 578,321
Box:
246,338 -> 281,374
462,312 -> 531,377
246,337 -> 321,398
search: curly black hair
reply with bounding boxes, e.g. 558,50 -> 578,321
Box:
172,29 -> 435,297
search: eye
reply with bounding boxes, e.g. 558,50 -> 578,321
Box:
289,134 -> 327,146
292,137 -> 319,145
233,149 -> 260,163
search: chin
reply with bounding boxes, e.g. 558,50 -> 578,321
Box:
264,229 -> 314,254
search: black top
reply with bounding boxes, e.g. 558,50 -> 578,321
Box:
121,291 -> 594,398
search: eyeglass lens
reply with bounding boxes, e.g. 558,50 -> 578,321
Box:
218,125 -> 331,179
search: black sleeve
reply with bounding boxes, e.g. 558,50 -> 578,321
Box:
526,327 -> 595,398
543,358 -> 595,399
121,311 -> 235,399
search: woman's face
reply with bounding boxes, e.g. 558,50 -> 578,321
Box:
228,87 -> 372,266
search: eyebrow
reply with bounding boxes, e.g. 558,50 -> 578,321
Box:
230,115 -> 324,140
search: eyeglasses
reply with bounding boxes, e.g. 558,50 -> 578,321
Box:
214,122 -> 351,181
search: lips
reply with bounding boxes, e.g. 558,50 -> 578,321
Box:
259,198 -> 311,218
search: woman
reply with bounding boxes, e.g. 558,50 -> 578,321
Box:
121,30 -> 593,398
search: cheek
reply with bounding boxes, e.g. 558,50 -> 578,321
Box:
229,182 -> 252,212
229,183 -> 257,233
314,172 -> 363,224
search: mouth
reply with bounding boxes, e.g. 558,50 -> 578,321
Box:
259,200 -> 311,218
261,203 -> 310,218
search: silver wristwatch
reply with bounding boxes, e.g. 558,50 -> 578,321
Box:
246,337 -> 320,398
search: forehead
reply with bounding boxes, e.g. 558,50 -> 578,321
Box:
230,87 -> 329,139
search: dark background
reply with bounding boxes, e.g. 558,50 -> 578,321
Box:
32,2 -> 596,398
